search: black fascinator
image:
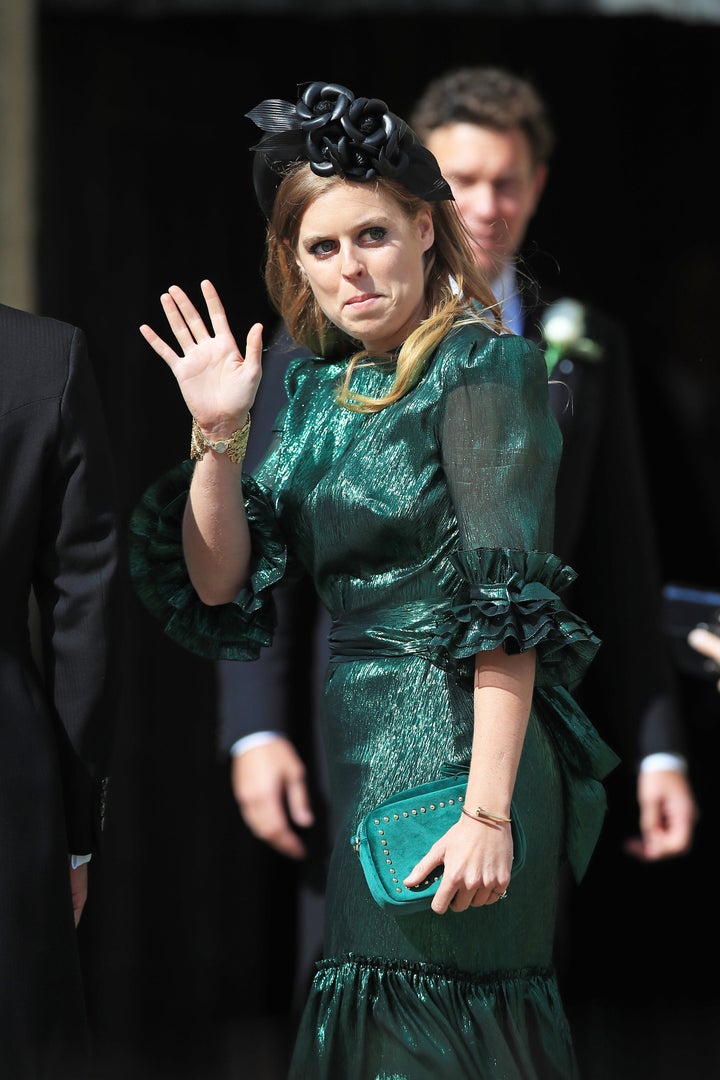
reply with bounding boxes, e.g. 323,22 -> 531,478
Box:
246,81 -> 454,219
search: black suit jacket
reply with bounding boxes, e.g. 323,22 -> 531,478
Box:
524,294 -> 684,766
0,303 -> 120,1076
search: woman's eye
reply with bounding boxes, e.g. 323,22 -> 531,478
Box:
309,239 -> 336,257
363,226 -> 387,242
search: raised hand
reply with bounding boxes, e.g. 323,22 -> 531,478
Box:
140,279 -> 263,439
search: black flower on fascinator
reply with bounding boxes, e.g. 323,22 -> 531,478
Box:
246,80 -> 453,218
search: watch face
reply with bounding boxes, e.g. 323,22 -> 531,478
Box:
214,441 -> 228,453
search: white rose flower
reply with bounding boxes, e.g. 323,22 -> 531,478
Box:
540,297 -> 603,374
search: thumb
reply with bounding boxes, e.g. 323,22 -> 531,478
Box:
245,322 -> 264,365
286,775 -> 315,829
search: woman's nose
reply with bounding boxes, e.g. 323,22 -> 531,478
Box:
341,247 -> 365,278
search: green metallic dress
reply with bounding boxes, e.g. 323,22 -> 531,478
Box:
130,320 -> 619,1080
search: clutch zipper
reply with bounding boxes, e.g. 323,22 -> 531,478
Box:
351,819 -> 364,854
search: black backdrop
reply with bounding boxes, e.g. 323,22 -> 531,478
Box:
36,9 -> 720,1079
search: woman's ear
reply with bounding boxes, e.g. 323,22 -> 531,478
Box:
417,209 -> 434,254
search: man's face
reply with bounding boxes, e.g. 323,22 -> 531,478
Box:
425,122 -> 547,279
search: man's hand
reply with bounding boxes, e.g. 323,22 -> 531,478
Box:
232,737 -> 314,859
69,862 -> 88,927
688,627 -> 720,691
624,769 -> 699,861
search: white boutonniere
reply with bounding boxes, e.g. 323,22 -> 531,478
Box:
540,298 -> 603,375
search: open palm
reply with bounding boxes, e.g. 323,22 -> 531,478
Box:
140,278 -> 263,435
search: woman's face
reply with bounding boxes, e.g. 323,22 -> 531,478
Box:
294,183 -> 435,354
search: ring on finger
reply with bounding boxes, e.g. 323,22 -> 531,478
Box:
492,888 -> 508,900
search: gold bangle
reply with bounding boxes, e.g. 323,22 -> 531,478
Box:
460,805 -> 512,825
190,415 -> 251,466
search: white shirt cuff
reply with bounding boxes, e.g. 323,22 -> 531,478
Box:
639,753 -> 688,774
70,853 -> 92,868
230,731 -> 284,757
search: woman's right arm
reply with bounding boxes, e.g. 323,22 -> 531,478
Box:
183,446 -> 252,604
139,279 -> 264,604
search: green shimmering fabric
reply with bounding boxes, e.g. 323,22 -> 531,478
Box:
130,321 -> 620,1079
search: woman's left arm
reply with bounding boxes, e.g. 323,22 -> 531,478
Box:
404,646 -> 535,914
404,330 -> 556,912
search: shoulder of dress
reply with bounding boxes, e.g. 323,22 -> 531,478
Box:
284,351 -> 334,393
433,320 -> 545,384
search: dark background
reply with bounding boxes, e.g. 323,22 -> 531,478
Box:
35,7 -> 720,1079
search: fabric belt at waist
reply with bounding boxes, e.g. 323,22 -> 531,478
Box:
327,599 -> 449,662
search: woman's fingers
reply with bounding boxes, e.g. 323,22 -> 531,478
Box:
140,283 -> 263,427
138,322 -> 179,366
165,284 -> 210,348
406,826 -> 513,913
404,842 -> 443,887
141,282 -> 235,362
200,279 -> 232,336
443,882 -> 506,913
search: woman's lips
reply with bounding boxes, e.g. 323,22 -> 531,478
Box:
344,293 -> 379,307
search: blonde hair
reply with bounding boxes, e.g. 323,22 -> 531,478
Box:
263,164 -> 503,412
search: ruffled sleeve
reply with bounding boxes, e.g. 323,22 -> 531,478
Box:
430,543 -> 615,885
431,547 -> 601,690
128,460 -> 288,661
428,327 -> 617,879
432,326 -> 599,688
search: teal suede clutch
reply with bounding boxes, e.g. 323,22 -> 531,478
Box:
351,764 -> 526,913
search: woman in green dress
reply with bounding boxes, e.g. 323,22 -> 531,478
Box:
130,81 -> 618,1079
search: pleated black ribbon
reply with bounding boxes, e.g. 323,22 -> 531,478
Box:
246,80 -> 453,218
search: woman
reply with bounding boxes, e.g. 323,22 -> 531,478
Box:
130,81 -> 618,1079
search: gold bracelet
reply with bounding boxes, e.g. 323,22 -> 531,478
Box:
190,415 -> 251,466
460,805 -> 512,825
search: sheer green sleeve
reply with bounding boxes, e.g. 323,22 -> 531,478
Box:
129,458 -> 289,661
433,327 -> 601,689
